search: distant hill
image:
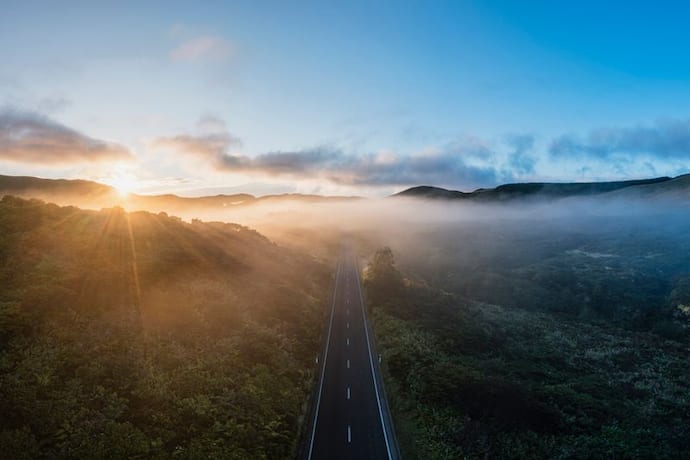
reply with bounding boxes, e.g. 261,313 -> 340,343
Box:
393,185 -> 470,199
394,176 -> 682,201
3,174 -> 689,213
0,174 -> 360,214
606,173 -> 690,199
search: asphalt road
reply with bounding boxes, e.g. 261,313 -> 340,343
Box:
306,249 -> 399,460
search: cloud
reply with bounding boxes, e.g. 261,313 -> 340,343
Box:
444,136 -> 495,161
196,114 -> 228,134
170,36 -> 235,62
151,131 -> 243,169
0,109 -> 133,165
505,134 -> 537,175
36,96 -> 71,114
151,126 -> 498,187
349,149 -> 498,187
549,119 -> 690,160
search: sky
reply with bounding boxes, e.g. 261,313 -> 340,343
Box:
1,0 -> 690,197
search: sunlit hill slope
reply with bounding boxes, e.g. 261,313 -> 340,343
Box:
0,195 -> 329,458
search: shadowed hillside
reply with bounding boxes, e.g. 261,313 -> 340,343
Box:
394,176 -> 676,201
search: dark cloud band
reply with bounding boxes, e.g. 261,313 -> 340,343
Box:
153,117 -> 690,188
152,131 -> 499,187
0,109 -> 133,164
549,119 -> 690,160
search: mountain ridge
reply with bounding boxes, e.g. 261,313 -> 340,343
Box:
393,175 -> 690,201
2,174 -> 689,211
0,174 -> 362,213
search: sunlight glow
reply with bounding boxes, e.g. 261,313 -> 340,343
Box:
105,167 -> 139,197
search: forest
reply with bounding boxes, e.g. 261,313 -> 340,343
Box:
0,196 -> 329,459
364,212 -> 690,459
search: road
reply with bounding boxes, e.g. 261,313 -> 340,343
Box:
305,248 -> 400,460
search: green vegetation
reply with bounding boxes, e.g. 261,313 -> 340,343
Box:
366,246 -> 690,459
0,196 -> 329,459
397,215 -> 690,337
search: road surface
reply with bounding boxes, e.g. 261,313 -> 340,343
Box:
305,248 -> 400,460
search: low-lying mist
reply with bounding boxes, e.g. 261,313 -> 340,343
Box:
8,181 -> 690,331
17,184 -> 690,280
197,194 -> 690,267
205,194 -> 690,339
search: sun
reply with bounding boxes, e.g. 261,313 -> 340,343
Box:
106,169 -> 139,197
112,177 -> 135,196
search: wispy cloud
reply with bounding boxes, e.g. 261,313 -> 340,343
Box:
505,134 -> 537,175
0,109 -> 133,165
170,36 -> 235,62
196,114 -> 228,134
152,116 -> 690,189
152,132 -> 243,167
151,123 -> 499,187
549,119 -> 690,160
36,96 -> 71,114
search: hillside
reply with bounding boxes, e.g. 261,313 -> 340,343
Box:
394,176 -> 676,201
607,173 -> 690,199
0,196 -> 330,458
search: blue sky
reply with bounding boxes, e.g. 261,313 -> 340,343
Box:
1,0 -> 690,196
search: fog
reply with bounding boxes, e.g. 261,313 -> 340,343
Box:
183,194 -> 690,261
15,183 -> 689,267
194,194 -> 690,331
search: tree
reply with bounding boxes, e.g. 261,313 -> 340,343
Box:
365,247 -> 405,306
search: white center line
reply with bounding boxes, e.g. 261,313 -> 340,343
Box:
354,256 -> 394,460
347,387 -> 351,399
347,359 -> 350,368
346,338 -> 350,346
347,322 -> 349,329
347,425 -> 352,444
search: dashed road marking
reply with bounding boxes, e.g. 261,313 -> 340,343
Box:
307,259 -> 342,459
